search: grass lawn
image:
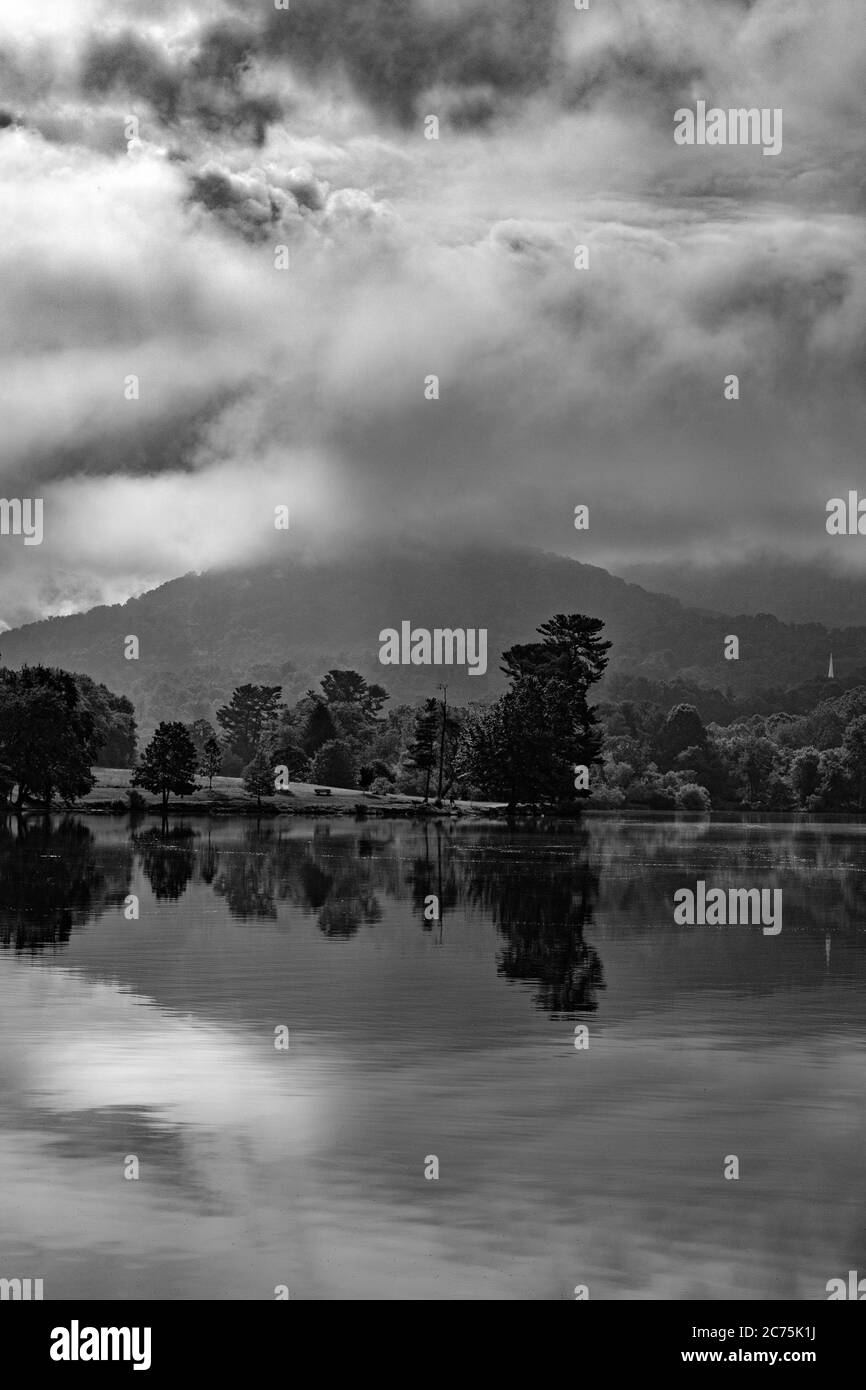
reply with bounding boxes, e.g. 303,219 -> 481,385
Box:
81,768 -> 495,815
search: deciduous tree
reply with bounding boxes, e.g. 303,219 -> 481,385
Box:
132,722 -> 199,809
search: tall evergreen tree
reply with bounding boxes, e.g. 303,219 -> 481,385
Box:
501,614 -> 610,692
501,614 -> 611,769
405,698 -> 439,802
463,614 -> 611,812
320,669 -> 389,718
216,685 -> 282,765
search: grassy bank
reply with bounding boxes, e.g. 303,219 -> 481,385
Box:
74,768 -> 498,818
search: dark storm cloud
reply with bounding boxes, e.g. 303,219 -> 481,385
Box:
259,0 -> 559,124
79,24 -> 280,145
70,0 -> 704,139
187,158 -> 333,239
189,20 -> 257,86
82,34 -> 182,121
12,389 -> 247,491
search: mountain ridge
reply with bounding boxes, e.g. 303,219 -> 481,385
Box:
617,556 -> 866,630
0,545 -> 857,733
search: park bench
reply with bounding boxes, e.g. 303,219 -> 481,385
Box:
314,787 -> 332,797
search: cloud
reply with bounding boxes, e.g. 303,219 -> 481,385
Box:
0,0 -> 864,622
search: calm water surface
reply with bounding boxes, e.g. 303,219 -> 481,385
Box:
1,815 -> 864,1300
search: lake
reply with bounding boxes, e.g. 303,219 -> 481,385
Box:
1,814 -> 863,1300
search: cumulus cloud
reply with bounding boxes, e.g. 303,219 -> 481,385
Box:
0,0 -> 863,622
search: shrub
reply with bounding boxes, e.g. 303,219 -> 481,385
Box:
269,741 -> 311,781
676,782 -> 711,812
311,739 -> 356,789
586,786 -> 626,809
358,760 -> 394,790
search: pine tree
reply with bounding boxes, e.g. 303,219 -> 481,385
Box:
216,685 -> 282,764
320,669 -> 389,717
500,613 -> 611,770
501,614 -> 610,692
461,613 -> 611,813
406,698 -> 439,802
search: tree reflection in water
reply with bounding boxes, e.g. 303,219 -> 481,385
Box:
0,817 -> 131,951
460,826 -> 606,1014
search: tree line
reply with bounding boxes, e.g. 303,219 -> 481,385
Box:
131,613 -> 611,812
592,685 -> 866,811
4,614 -> 866,814
0,615 -> 611,813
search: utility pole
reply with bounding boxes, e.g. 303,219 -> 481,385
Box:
436,683 -> 448,804
436,820 -> 444,945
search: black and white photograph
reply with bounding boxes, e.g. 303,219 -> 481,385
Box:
0,0 -> 864,1339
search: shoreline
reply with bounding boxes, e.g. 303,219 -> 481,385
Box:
7,800 -> 865,829
7,771 -> 864,827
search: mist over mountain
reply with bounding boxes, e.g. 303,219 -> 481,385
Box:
616,556 -> 866,629
0,546 -> 857,735
1,1 -> 865,626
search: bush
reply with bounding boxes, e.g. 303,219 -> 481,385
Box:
628,780 -> 678,811
269,741 -> 311,782
358,760 -> 394,790
311,739 -> 357,789
128,788 -> 149,813
368,777 -> 394,796
676,782 -> 711,812
586,786 -> 626,809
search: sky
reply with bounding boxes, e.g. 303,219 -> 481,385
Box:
0,0 -> 864,627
